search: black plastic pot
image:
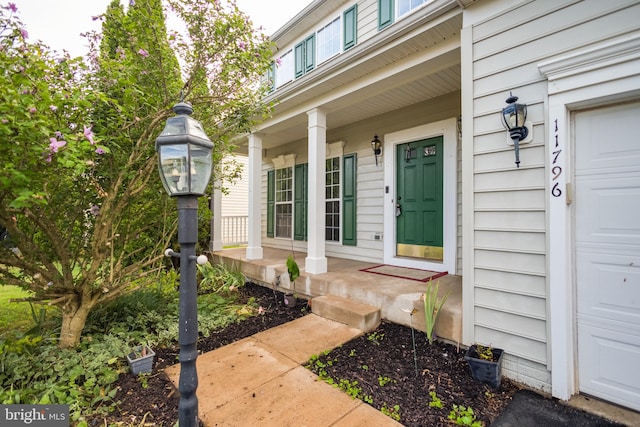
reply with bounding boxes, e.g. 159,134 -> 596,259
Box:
464,345 -> 504,388
283,293 -> 297,308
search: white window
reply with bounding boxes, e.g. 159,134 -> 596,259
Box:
275,49 -> 294,88
398,0 -> 426,17
325,157 -> 341,242
317,17 -> 341,64
275,167 -> 293,238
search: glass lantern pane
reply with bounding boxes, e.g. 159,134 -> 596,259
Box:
160,117 -> 186,136
186,117 -> 210,140
159,145 -> 188,195
189,144 -> 212,195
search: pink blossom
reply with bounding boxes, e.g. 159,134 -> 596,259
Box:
20,28 -> 28,39
49,105 -> 58,112
238,41 -> 246,50
48,137 -> 66,153
258,306 -> 265,315
8,3 -> 17,13
83,125 -> 95,144
1,119 -> 8,124
28,107 -> 36,114
95,147 -> 105,155
137,48 -> 149,57
276,57 -> 282,66
89,205 -> 100,216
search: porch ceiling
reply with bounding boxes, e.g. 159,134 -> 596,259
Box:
245,9 -> 462,149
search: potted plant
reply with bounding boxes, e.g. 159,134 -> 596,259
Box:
464,343 -> 504,388
126,345 -> 156,375
283,254 -> 299,307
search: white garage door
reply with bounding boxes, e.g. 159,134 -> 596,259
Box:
575,101 -> 640,411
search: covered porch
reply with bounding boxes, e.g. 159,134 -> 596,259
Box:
212,247 -> 462,345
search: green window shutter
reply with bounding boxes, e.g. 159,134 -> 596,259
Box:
343,5 -> 357,50
294,41 -> 305,78
268,61 -> 275,93
378,0 -> 394,30
294,163 -> 308,241
267,170 -> 275,238
304,34 -> 315,73
342,154 -> 357,246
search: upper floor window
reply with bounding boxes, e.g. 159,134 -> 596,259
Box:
398,0 -> 426,16
379,0 -> 432,29
275,49 -> 294,88
317,17 -> 341,64
267,4 -> 358,90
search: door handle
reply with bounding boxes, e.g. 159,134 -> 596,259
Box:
396,203 -> 402,217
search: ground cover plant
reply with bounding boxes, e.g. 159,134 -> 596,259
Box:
0,267 -> 267,425
306,321 -> 520,427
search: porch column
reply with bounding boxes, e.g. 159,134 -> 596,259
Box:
305,108 -> 328,274
246,133 -> 264,260
209,179 -> 223,251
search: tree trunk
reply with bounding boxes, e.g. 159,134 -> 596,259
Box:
59,303 -> 92,348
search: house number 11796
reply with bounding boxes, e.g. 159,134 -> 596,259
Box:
551,119 -> 562,198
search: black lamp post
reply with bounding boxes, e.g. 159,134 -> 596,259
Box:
156,101 -> 213,427
501,93 -> 528,168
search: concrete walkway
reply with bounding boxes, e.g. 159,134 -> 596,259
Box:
165,314 -> 403,427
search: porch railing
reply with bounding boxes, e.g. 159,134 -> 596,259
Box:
221,215 -> 248,246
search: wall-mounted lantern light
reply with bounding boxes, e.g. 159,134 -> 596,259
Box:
501,93 -> 530,168
371,134 -> 382,166
156,100 -> 213,427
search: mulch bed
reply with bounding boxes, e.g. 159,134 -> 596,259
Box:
87,283 -> 310,426
88,282 -> 521,426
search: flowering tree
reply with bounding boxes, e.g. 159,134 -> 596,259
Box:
0,0 -> 272,348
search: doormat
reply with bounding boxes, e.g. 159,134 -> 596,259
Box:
360,264 -> 447,282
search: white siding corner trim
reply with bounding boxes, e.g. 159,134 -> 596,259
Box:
382,118 -> 458,273
540,30 -> 640,402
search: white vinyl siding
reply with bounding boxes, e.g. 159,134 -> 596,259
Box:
221,156 -> 249,217
465,0 -> 640,370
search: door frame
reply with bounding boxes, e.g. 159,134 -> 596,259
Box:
539,31 -> 640,402
383,118 -> 457,274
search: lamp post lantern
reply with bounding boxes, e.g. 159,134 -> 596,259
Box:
156,101 -> 213,427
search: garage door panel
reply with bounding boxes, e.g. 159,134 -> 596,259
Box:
578,323 -> 640,411
575,101 -> 640,411
576,252 -> 640,325
576,102 -> 640,173
575,175 -> 640,246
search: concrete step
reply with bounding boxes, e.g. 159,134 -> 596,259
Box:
312,295 -> 381,332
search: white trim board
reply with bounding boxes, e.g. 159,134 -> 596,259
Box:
539,30 -> 640,402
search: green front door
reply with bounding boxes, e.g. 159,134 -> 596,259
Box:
396,136 -> 443,261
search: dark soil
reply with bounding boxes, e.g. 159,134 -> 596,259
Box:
88,282 -> 607,427
88,283 -> 310,426
306,321 -> 519,426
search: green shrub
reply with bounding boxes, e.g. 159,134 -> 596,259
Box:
197,261 -> 246,294
0,269 -> 260,423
